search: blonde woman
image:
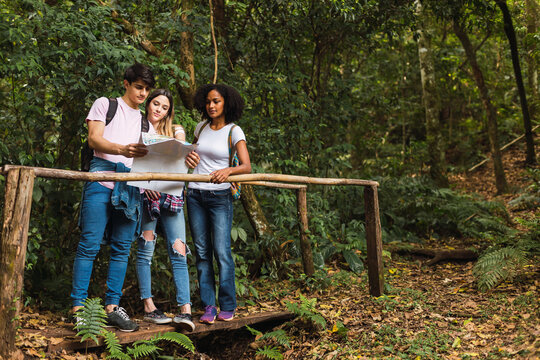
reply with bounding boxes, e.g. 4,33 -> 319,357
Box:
136,89 -> 197,331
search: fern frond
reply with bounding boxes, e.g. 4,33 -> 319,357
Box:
284,297 -> 327,329
256,345 -> 284,360
149,331 -> 194,352
474,247 -> 527,291
126,343 -> 161,359
101,329 -> 129,360
74,298 -> 107,345
260,329 -> 290,348
245,325 -> 263,337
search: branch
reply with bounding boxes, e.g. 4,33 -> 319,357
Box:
96,0 -> 161,57
209,0 -> 218,83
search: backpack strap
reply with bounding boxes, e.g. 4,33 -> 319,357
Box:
105,98 -> 118,126
106,98 -> 148,133
193,120 -> 210,143
228,124 -> 238,165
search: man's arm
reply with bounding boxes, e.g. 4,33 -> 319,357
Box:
87,120 -> 148,158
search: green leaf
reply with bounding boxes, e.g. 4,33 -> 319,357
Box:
342,250 -> 364,274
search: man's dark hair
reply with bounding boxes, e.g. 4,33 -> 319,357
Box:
193,84 -> 244,124
124,63 -> 155,88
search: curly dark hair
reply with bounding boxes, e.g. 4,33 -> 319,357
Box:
193,84 -> 244,124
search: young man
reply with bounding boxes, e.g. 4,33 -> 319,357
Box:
71,63 -> 155,332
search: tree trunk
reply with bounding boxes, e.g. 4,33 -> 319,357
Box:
0,169 -> 35,360
495,0 -> 536,165
240,184 -> 273,239
239,184 -> 277,277
177,0 -> 196,110
415,0 -> 449,187
525,0 -> 538,123
453,21 -> 509,193
297,187 -> 314,276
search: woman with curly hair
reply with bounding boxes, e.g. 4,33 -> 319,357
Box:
187,84 -> 251,324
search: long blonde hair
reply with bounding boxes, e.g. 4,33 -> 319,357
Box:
145,89 -> 176,137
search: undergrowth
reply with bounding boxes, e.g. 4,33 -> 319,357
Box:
75,298 -> 194,359
474,217 -> 539,291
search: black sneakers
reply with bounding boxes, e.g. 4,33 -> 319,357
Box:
173,313 -> 195,332
106,306 -> 139,332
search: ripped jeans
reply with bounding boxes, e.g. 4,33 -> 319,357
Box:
136,195 -> 191,307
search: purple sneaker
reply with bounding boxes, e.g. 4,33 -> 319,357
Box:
217,310 -> 235,321
199,305 -> 218,324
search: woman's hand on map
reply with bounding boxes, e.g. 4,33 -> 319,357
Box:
185,150 -> 200,169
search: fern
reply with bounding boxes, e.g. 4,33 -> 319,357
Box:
245,325 -> 263,337
101,330 -> 130,360
148,331 -> 195,352
285,295 -> 327,329
74,298 -> 107,345
126,343 -> 161,359
473,247 -> 527,291
260,329 -> 291,348
256,345 -> 284,360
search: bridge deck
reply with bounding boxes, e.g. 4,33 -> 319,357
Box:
20,311 -> 294,353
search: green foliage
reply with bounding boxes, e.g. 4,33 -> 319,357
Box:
473,217 -> 539,291
256,346 -> 284,360
147,331 -> 195,353
0,0 -> 534,312
508,168 -> 540,211
285,294 -> 327,329
289,269 -> 333,292
376,176 -> 511,241
473,247 -> 527,291
101,330 -> 130,360
74,298 -> 194,359
74,298 -> 107,345
245,325 -> 289,360
260,329 -> 291,349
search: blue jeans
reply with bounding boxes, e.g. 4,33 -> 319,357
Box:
136,195 -> 191,307
71,181 -> 138,307
186,188 -> 236,311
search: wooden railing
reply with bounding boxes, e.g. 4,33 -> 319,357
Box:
0,165 -> 383,358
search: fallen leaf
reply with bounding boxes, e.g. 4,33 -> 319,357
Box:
49,337 -> 64,345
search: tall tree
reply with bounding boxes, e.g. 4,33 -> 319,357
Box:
414,0 -> 449,187
177,0 -> 196,110
453,20 -> 509,193
495,0 -> 536,165
525,0 -> 538,122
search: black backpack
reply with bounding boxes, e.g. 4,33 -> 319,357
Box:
80,98 -> 149,171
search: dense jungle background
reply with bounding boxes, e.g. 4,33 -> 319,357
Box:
0,0 -> 539,358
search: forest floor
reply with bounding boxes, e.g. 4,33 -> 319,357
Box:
16,142 -> 539,360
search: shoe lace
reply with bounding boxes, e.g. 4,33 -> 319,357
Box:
115,307 -> 130,321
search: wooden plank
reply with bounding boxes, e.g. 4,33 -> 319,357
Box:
364,185 -> 384,296
38,311 -> 294,353
0,169 -> 35,360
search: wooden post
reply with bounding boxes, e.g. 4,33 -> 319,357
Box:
364,185 -> 384,296
297,187 -> 314,276
0,168 -> 35,360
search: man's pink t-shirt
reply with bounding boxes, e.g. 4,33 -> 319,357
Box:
85,97 -> 154,189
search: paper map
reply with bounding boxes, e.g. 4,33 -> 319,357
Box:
127,133 -> 197,197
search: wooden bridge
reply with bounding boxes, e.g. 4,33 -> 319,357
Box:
21,311 -> 294,353
0,165 -> 383,358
